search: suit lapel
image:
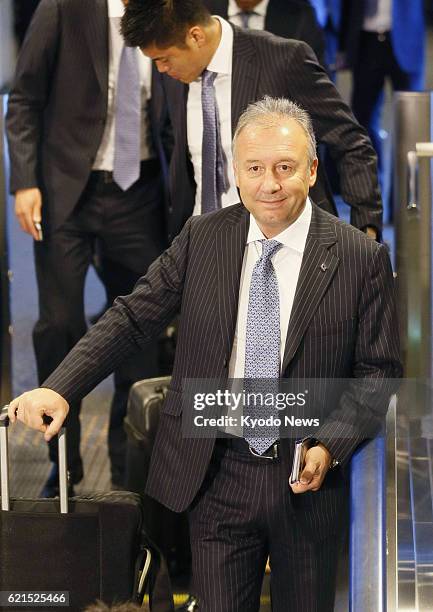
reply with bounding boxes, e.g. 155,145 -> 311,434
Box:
216,205 -> 250,357
86,0 -> 109,94
281,207 -> 339,373
231,27 -> 260,136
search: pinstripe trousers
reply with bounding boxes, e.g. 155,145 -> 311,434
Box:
188,442 -> 343,612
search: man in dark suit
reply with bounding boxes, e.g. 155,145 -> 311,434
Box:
203,0 -> 336,239
121,0 -> 382,243
342,0 -> 425,166
203,0 -> 325,64
6,0 -> 165,494
10,96 -> 401,611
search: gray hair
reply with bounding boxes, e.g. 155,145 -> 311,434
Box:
233,96 -> 317,165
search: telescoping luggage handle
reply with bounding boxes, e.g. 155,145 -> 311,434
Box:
0,405 -> 69,514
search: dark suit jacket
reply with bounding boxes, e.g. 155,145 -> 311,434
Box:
203,0 -> 326,65
6,0 -> 159,235
45,203 -> 401,540
154,25 -> 382,243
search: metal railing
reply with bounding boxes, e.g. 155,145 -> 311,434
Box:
349,398 -> 397,611
0,95 -> 12,406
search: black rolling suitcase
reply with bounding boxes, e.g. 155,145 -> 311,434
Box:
0,407 -> 174,612
124,377 -> 191,578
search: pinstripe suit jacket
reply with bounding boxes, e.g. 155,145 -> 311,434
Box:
45,202 -> 401,540
203,0 -> 326,65
154,24 -> 382,242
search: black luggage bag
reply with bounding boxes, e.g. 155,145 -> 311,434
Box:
124,377 -> 191,577
0,407 -> 174,612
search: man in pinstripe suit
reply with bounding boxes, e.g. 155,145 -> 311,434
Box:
10,96 -> 401,611
122,0 -> 382,243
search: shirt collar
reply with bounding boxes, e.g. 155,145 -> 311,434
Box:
206,16 -> 233,76
108,0 -> 125,18
227,0 -> 270,19
247,197 -> 312,253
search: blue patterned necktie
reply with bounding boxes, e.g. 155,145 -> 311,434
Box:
201,69 -> 228,213
113,45 -> 141,191
244,239 -> 283,454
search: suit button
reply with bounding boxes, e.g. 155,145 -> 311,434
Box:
168,206 -> 173,214
223,358 -> 228,368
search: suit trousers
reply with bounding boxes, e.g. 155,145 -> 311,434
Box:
33,162 -> 165,485
188,441 -> 342,612
351,31 -> 419,167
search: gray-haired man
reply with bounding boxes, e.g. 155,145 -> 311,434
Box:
9,98 -> 401,611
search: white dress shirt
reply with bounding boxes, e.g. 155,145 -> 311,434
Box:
363,0 -> 392,33
93,0 -> 154,170
228,197 -> 312,379
187,17 -> 240,215
227,0 -> 270,30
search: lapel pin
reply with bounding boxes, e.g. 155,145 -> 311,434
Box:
320,263 -> 328,272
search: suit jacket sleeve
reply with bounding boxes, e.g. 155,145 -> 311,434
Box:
43,217 -> 193,404
286,41 -> 382,233
6,0 -> 60,193
315,243 -> 402,465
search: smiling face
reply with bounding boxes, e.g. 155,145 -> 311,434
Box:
234,119 -> 318,238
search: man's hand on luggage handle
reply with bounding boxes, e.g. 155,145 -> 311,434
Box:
15,188 -> 43,241
289,443 -> 332,494
8,389 -> 69,441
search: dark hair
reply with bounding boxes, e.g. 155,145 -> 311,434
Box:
121,0 -> 212,49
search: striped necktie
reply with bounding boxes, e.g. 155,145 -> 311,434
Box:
201,69 -> 228,213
